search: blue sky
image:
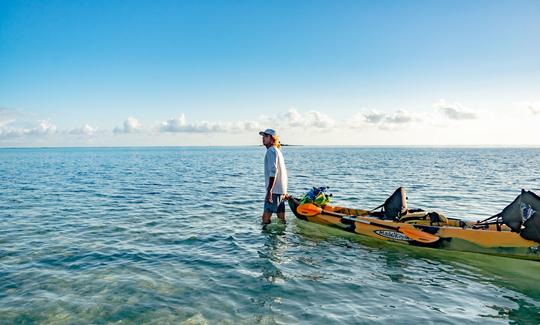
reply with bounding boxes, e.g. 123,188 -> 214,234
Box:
1,0 -> 539,146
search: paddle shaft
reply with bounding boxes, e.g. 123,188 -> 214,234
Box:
313,207 -> 439,243
321,209 -> 408,232
296,201 -> 439,243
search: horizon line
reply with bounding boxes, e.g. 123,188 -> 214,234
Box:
1,144 -> 540,150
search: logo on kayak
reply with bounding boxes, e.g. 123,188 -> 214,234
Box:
374,230 -> 410,241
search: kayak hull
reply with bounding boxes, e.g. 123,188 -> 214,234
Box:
289,198 -> 540,261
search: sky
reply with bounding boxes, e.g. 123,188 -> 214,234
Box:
1,0 -> 539,146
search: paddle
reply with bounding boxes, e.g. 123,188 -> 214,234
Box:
297,203 -> 440,244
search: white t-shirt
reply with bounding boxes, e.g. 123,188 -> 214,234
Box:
264,146 -> 288,195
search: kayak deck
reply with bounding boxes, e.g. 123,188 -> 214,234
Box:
289,198 -> 540,261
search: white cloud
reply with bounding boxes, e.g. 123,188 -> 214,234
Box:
0,120 -> 57,139
349,109 -> 417,130
158,114 -> 260,133
433,99 -> 477,120
69,124 -> 97,136
237,120 -> 261,132
284,108 -> 303,127
159,115 -> 225,133
384,110 -> 414,124
159,115 -> 187,132
529,105 -> 540,115
303,110 -> 335,128
1,107 -> 58,140
113,117 -> 142,134
7,103 -> 536,146
362,110 -> 385,124
261,108 -> 335,130
157,108 -> 335,134
31,120 -> 57,135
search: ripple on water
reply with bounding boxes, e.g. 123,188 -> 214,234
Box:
0,147 -> 539,324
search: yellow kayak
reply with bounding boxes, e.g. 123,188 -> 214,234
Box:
288,197 -> 540,261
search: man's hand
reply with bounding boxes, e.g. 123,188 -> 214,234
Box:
266,191 -> 273,203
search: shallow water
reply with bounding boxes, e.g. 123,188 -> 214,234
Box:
1,147 -> 539,324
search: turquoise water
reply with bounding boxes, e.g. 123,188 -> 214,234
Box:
1,147 -> 539,324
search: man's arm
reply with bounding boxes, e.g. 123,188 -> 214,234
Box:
266,176 -> 275,202
265,149 -> 278,203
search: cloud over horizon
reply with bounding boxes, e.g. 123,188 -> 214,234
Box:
158,114 -> 260,133
433,100 -> 477,120
2,100 -> 539,146
0,118 -> 57,139
350,109 -> 417,130
69,124 -> 97,136
157,108 -> 336,134
262,108 -> 336,130
113,117 -> 142,134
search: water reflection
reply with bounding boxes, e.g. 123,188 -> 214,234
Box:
259,225 -> 287,283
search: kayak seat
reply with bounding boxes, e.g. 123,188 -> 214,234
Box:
369,211 -> 385,219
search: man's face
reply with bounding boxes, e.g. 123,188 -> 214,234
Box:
262,134 -> 272,146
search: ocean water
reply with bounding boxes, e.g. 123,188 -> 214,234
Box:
1,146 -> 539,324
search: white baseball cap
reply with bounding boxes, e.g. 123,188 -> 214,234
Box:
259,128 -> 277,136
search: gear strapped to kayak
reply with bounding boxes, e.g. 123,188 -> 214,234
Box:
299,187 -> 333,206
477,189 -> 540,242
291,187 -> 540,261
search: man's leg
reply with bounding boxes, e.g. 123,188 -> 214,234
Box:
262,211 -> 272,224
276,195 -> 286,223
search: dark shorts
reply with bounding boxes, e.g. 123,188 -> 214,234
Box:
264,194 -> 286,213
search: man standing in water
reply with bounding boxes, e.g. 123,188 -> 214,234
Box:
259,128 -> 288,225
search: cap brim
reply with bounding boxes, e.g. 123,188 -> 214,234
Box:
259,131 -> 267,136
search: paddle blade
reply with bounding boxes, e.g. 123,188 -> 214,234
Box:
297,203 -> 323,217
400,227 -> 440,244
